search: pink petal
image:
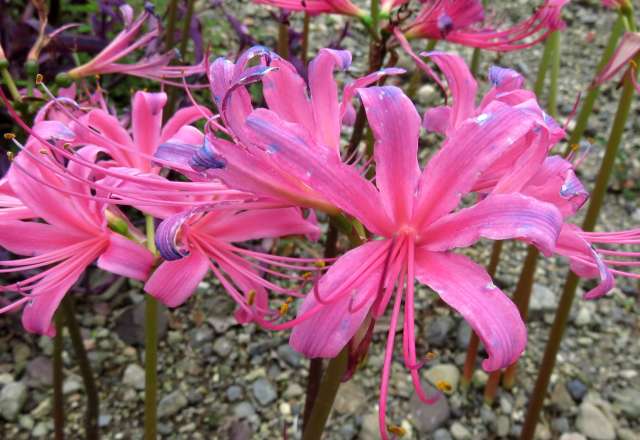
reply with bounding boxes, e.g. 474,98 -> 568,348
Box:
132,92 -> 167,163
415,249 -> 527,371
420,193 -> 563,256
160,105 -> 211,143
308,48 -> 352,150
594,32 -> 640,87
422,106 -> 451,133
196,208 -> 319,242
0,221 -> 86,256
97,233 -> 154,281
290,240 -> 386,358
144,251 -> 209,307
358,86 -> 421,224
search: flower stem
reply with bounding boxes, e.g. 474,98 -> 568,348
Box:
61,297 -> 99,439
178,0 -> 196,57
460,240 -> 502,391
301,347 -> 348,440
547,31 -> 561,119
483,370 -> 501,405
144,215 -> 158,440
277,19 -> 290,59
533,33 -> 554,97
370,0 -> 380,39
1,67 -> 21,102
302,13 -> 311,66
470,48 -> 482,78
521,55 -> 639,440
53,311 -> 65,440
566,15 -> 624,151
164,0 -> 179,50
165,0 -> 196,121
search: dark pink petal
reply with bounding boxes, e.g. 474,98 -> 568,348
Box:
593,32 -> 640,87
308,48 -> 352,150
290,240 -> 386,358
97,233 -> 154,281
358,86 -> 421,224
196,208 -> 319,242
132,92 -> 167,164
340,67 -> 405,123
252,0 -> 364,16
422,106 -> 451,133
420,193 -> 563,256
0,221 -> 85,255
144,251 -> 210,307
415,250 -> 526,371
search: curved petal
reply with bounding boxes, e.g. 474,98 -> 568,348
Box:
290,240 -> 387,358
160,106 -> 211,143
422,106 -> 451,134
196,208 -> 319,242
594,32 -> 640,87
132,92 -> 167,164
97,233 -> 154,281
415,250 -> 526,371
358,86 -> 421,225
0,221 -> 86,256
420,193 -> 562,256
144,251 -> 209,307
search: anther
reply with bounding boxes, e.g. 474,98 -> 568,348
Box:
279,302 -> 289,316
3,133 -> 15,140
425,351 -> 438,361
39,148 -> 48,155
35,74 -> 44,85
247,289 -> 256,306
435,380 -> 453,393
7,151 -> 15,161
313,260 -> 326,268
387,424 -> 407,437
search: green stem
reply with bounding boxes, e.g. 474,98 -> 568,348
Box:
521,56 -> 638,440
1,67 -> 21,102
61,297 -> 99,439
301,348 -> 348,440
53,311 -> 65,440
178,0 -> 196,57
370,0 -> 380,39
470,48 -> 482,78
533,34 -> 554,97
566,15 -> 624,150
165,0 -> 196,120
164,0 -> 179,50
144,215 -> 158,440
547,31 -> 561,119
277,21 -> 290,59
302,13 -> 311,66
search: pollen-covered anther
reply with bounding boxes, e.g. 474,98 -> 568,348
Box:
278,302 -> 289,316
387,424 -> 407,437
247,289 -> 257,306
3,133 -> 15,140
435,380 -> 453,393
35,74 -> 44,85
313,260 -> 326,268
425,351 -> 438,361
302,271 -> 313,280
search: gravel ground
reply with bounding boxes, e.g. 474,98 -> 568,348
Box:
1,0 -> 639,439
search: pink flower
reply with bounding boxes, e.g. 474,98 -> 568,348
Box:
251,0 -> 406,17
593,32 -> 640,93
404,0 -> 569,51
202,46 -> 403,213
63,5 -> 204,81
241,51 -> 565,437
144,206 -> 320,323
0,143 -> 154,336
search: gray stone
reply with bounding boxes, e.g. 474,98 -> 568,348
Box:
613,388 -> 640,418
157,390 -> 188,418
552,417 -> 571,434
233,401 -> 256,418
26,357 -> 53,388
18,415 -> 34,430
559,434 -> 587,440
434,428 -> 453,440
226,385 -> 244,402
567,379 -> 588,402
425,316 -> 455,347
409,384 -> 450,433
450,421 -> 472,440
277,344 -> 302,367
456,322 -> 472,349
499,395 -> 513,414
472,370 -> 489,388
575,307 -> 592,327
551,382 -> 574,410
359,410 -> 379,440
191,327 -> 214,346
335,381 -> 366,414
213,337 -> 233,357
114,303 -> 168,346
122,364 -> 145,390
252,378 -> 277,406
496,415 -> 510,437
32,422 -> 49,437
98,414 -> 111,427
618,428 -> 640,440
63,377 -> 82,394
576,402 -> 615,440
425,364 -> 460,393
530,283 -> 557,315
0,382 -> 27,421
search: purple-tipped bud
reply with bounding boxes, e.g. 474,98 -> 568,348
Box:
156,214 -> 189,261
189,138 -> 227,172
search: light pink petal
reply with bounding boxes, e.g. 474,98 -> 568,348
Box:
144,251 -> 209,307
594,32 -> 640,86
0,221 -> 86,255
82,109 -> 135,166
197,208 -> 319,242
132,92 -> 167,160
160,105 -> 211,143
97,233 -> 154,281
421,193 -> 563,256
253,0 -> 363,15
358,86 -> 421,224
415,249 -> 527,371
426,52 -> 478,128
555,224 -> 615,299
290,240 -> 386,358
340,67 -> 405,123
308,48 -> 352,150
422,106 -> 451,133
413,101 -> 539,228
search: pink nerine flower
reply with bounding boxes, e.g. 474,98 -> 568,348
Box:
251,0 -> 407,17
145,206 -> 320,323
593,32 -> 640,93
404,0 -> 569,51
0,143 -> 154,336
242,51 -> 565,438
